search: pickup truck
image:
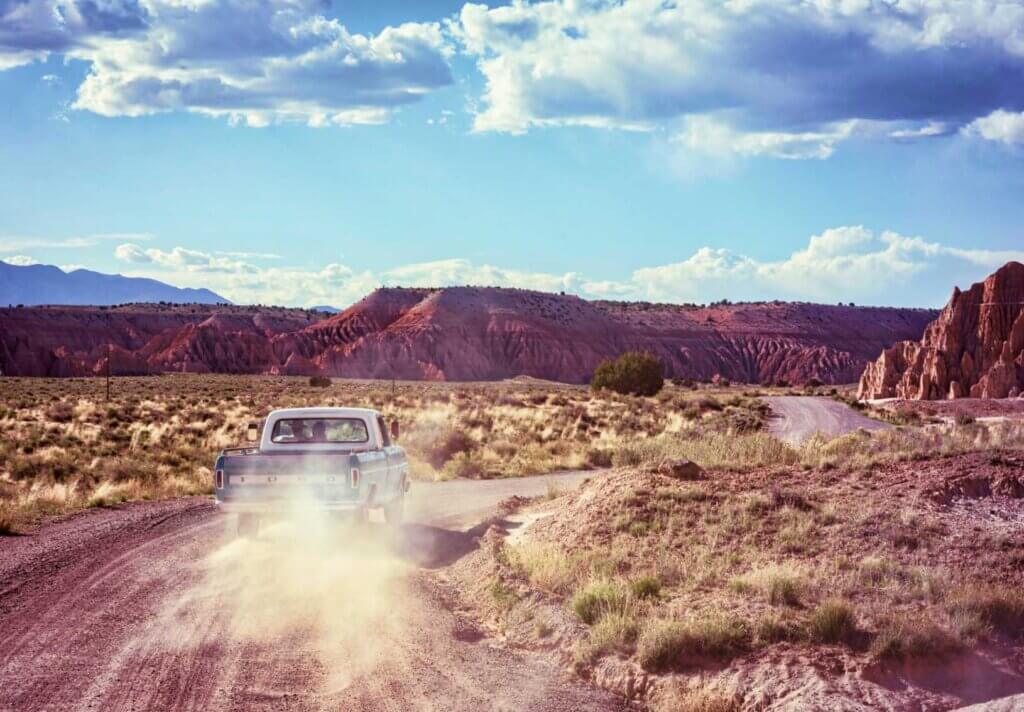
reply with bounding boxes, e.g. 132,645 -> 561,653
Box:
213,407 -> 409,535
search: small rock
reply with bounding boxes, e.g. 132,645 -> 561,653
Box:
656,458 -> 705,481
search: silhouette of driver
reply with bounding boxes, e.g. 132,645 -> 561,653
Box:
311,421 -> 327,443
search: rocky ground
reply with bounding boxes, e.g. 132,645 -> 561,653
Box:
448,453 -> 1024,711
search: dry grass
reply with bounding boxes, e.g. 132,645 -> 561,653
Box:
653,681 -> 743,712
0,375 -> 767,531
637,614 -> 750,671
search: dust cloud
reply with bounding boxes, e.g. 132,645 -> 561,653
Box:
170,492 -> 410,694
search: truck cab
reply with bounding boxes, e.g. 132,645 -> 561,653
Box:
213,407 -> 408,535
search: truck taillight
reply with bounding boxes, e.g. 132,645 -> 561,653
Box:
350,468 -> 360,489
215,469 -> 224,489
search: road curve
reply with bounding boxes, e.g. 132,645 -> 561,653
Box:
0,471 -> 623,712
764,396 -> 892,445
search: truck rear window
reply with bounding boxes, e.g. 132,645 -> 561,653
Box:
270,418 -> 369,444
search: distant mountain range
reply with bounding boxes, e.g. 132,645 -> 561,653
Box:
0,261 -> 228,306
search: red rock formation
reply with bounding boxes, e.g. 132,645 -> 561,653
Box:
858,262 -> 1024,400
0,290 -> 937,385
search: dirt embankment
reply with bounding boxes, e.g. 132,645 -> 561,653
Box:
448,454 -> 1024,710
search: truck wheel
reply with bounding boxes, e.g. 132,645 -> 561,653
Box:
384,497 -> 404,527
237,514 -> 259,538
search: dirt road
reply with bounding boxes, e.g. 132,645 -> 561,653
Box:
0,472 -> 624,712
765,395 -> 892,445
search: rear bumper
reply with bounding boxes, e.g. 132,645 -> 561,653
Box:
215,499 -> 364,514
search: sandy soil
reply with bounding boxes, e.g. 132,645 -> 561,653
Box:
0,477 -> 627,712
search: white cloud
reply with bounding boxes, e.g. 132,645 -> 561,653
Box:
1,0 -> 455,126
452,0 -> 1024,156
111,229 -> 1024,308
0,232 -> 153,252
964,110 -> 1024,145
1,254 -> 38,265
631,227 -> 1024,304
381,258 -> 583,293
115,243 -> 257,273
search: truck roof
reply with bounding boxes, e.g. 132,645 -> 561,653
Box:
266,407 -> 381,420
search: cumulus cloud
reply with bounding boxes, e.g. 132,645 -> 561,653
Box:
630,227 -> 1024,305
964,109 -> 1024,145
2,0 -> 454,126
453,0 -> 1024,156
115,243 -> 258,273
112,229 -> 1024,308
0,0 -> 146,68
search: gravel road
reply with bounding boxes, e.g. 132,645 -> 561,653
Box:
0,471 -> 624,712
765,395 -> 892,445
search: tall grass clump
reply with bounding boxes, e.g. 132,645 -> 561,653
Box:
638,615 -> 749,671
810,599 -> 858,645
947,584 -> 1024,640
729,563 -> 805,606
505,542 -> 579,595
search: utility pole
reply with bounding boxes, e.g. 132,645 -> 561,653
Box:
106,342 -> 111,402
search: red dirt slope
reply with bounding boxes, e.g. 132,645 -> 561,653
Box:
0,289 -> 936,384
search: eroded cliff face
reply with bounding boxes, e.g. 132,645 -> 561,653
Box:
0,288 -> 937,385
858,262 -> 1024,400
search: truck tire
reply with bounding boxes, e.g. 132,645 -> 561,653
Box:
384,496 -> 404,527
237,514 -> 259,537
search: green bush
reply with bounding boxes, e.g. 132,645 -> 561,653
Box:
591,351 -> 664,396
308,375 -> 331,387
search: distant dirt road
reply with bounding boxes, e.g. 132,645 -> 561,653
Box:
765,396 -> 892,445
0,471 -> 623,712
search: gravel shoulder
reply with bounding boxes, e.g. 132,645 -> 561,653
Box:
0,474 -> 624,712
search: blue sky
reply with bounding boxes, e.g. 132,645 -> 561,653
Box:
1,0 -> 1023,308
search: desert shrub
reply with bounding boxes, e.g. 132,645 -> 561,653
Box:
729,563 -> 804,606
506,542 -> 578,594
630,575 -> 662,600
810,599 -> 858,645
489,579 -> 518,612
45,401 -> 74,423
870,617 -> 962,660
638,615 -> 749,671
753,613 -> 806,645
591,351 -> 664,397
955,413 -> 976,426
572,580 -> 629,624
577,611 -> 639,662
0,505 -> 16,535
308,375 -> 331,388
947,584 -> 1024,639
426,430 -> 476,468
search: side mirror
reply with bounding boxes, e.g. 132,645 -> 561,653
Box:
246,422 -> 260,443
390,419 -> 400,441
